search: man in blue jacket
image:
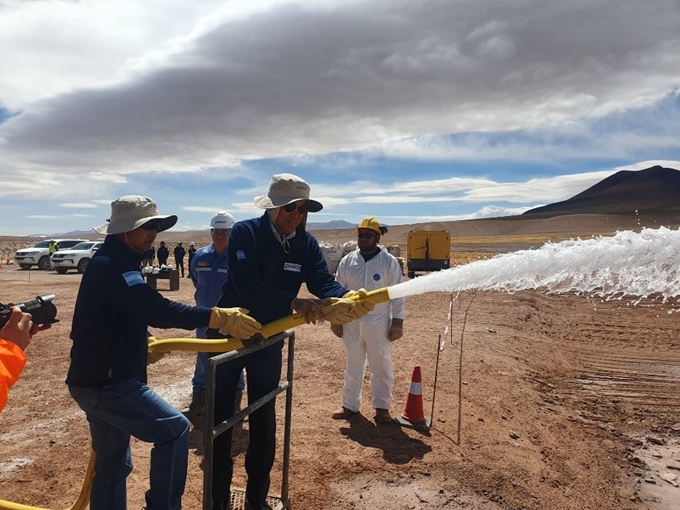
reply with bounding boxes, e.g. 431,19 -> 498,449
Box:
209,174 -> 374,510
187,211 -> 246,428
66,195 -> 262,510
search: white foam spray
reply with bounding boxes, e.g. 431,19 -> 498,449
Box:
388,227 -> 680,303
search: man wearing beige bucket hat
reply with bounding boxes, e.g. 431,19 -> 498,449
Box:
66,195 -> 263,510
207,174 -> 375,510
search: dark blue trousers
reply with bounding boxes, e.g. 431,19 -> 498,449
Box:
212,343 -> 282,506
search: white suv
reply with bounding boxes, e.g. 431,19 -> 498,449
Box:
14,239 -> 87,270
51,241 -> 103,274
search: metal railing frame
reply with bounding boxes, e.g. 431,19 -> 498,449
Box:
202,331 -> 295,510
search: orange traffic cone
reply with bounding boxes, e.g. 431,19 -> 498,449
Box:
395,365 -> 431,431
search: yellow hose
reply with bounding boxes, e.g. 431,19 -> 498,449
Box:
0,450 -> 95,510
148,287 -> 391,353
148,337 -> 244,354
260,287 -> 390,338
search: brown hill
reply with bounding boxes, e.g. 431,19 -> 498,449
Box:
522,165 -> 680,218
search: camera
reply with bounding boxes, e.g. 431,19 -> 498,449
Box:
0,294 -> 59,329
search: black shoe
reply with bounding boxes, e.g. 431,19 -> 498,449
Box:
212,500 -> 230,510
186,387 -> 206,426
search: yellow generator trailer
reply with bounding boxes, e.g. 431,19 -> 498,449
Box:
406,230 -> 450,278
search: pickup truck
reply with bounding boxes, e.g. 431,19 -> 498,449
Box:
51,241 -> 103,274
14,239 -> 87,270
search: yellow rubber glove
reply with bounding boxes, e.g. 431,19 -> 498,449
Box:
343,288 -> 368,300
323,298 -> 355,325
342,287 -> 375,320
209,307 -> 262,339
147,336 -> 165,365
350,299 -> 375,320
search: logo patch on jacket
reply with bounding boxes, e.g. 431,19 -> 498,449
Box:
236,250 -> 246,261
373,273 -> 381,281
123,271 -> 145,286
198,261 -> 208,266
284,262 -> 301,272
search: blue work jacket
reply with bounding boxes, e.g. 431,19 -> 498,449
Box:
66,235 -> 212,387
190,243 -> 229,338
213,213 -> 347,329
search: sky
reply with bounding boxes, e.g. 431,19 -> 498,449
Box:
1,0 -> 679,236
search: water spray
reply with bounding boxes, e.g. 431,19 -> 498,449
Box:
149,227 -> 680,355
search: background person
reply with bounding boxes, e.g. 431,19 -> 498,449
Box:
141,244 -> 154,267
331,217 -> 405,424
174,242 -> 186,277
208,173 -> 373,510
186,211 -> 246,429
65,195 -> 262,510
157,240 -> 169,266
1,307 -> 50,412
187,241 -> 197,277
48,239 -> 58,269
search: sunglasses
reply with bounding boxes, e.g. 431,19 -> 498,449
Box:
283,202 -> 309,214
357,232 -> 376,239
140,219 -> 163,231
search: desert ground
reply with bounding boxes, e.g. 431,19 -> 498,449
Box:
1,217 -> 680,510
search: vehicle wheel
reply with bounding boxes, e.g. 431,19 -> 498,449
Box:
77,258 -> 90,274
55,267 -> 68,274
19,264 -> 31,270
38,256 -> 51,270
408,271 -> 416,279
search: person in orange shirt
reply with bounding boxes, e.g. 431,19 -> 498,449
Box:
0,306 -> 49,412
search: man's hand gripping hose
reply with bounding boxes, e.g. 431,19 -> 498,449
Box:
147,288 -> 391,354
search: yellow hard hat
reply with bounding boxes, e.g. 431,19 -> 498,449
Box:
357,217 -> 381,235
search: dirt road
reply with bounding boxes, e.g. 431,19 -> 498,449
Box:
1,265 -> 679,509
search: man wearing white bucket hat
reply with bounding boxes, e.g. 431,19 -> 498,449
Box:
66,195 -> 263,510
207,174 -> 375,510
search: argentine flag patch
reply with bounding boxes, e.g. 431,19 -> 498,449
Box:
123,271 -> 145,286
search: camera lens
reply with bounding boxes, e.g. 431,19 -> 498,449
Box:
19,295 -> 58,325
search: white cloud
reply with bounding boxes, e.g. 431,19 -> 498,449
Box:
58,203 -> 98,209
1,0 -> 679,183
616,160 -> 680,171
0,1 -> 678,234
26,215 -> 60,220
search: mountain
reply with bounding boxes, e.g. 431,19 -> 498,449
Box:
29,220 -> 356,239
523,166 -> 680,218
27,168 -> 680,241
307,220 -> 355,230
27,229 -> 95,238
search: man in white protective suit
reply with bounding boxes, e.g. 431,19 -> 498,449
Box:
330,217 -> 405,424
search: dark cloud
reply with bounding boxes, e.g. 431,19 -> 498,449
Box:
1,0 -> 679,174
